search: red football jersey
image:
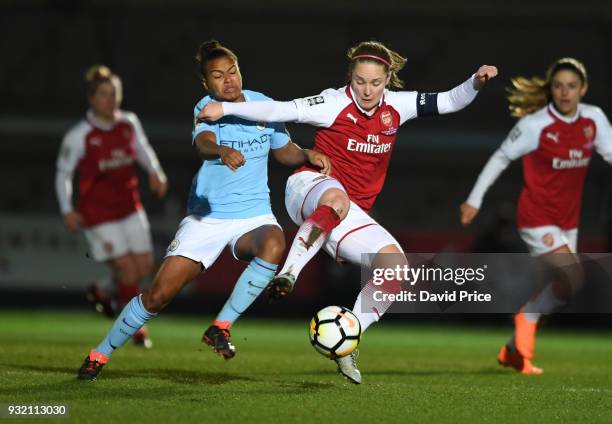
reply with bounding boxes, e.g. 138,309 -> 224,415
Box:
294,86 -> 427,212
57,111 -> 161,227
499,104 -> 612,229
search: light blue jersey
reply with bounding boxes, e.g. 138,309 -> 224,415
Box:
188,90 -> 290,218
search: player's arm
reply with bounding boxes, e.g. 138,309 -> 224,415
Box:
194,130 -> 245,172
390,65 -> 498,124
460,118 -> 537,227
272,142 -> 332,175
55,130 -> 85,232
198,90 -> 339,128
460,149 -> 511,227
590,107 -> 612,165
129,113 -> 168,199
437,65 -> 497,113
199,100 -> 298,123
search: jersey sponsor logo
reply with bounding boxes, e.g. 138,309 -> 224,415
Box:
220,134 -> 271,153
583,124 -> 595,141
380,110 -> 393,127
346,113 -> 358,124
508,125 -> 522,142
552,149 -> 590,169
346,136 -> 392,154
305,96 -> 325,106
99,149 -> 134,171
544,131 -> 560,143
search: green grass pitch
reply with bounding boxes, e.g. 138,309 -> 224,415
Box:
0,310 -> 611,423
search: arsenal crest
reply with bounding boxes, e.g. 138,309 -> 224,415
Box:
542,233 -> 554,247
380,110 -> 393,127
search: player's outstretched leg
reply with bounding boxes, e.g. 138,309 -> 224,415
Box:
116,279 -> 152,348
269,204 -> 342,301
77,294 -> 156,381
203,257 -> 277,359
497,309 -> 542,375
498,248 -> 582,375
77,256 -> 200,381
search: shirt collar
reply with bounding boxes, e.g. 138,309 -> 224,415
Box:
548,102 -> 580,124
86,109 -> 121,131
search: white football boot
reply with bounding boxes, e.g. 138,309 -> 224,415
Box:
334,350 -> 361,384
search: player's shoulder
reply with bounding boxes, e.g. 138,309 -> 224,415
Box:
243,89 -> 272,101
579,103 -> 608,121
384,89 -> 417,106
308,87 -> 347,101
117,110 -> 140,125
194,95 -> 214,113
517,105 -> 553,131
63,119 -> 92,144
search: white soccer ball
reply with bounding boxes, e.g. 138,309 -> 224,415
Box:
309,306 -> 361,358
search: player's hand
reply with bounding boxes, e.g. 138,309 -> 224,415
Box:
198,101 -> 224,122
473,65 -> 498,90
149,173 -> 168,199
63,211 -> 83,232
219,145 -> 246,171
305,149 -> 332,175
460,202 -> 479,227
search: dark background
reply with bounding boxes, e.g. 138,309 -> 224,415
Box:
1,0 -> 611,324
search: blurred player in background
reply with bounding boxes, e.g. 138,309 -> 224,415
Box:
76,40 -> 330,381
200,40 -> 497,383
461,58 -> 612,374
55,65 -> 168,347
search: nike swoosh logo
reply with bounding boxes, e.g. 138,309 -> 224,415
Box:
109,341 -> 118,350
122,318 -> 139,329
248,281 -> 266,289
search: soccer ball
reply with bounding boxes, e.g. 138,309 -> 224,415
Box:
309,306 -> 361,358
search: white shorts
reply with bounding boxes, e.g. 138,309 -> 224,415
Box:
285,171 -> 402,268
165,213 -> 281,269
84,209 -> 152,262
519,226 -> 578,256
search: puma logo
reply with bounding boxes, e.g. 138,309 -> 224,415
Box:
545,131 -> 560,143
346,113 -> 358,124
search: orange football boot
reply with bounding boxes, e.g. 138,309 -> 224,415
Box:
497,344 -> 543,374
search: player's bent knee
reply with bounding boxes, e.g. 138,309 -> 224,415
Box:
142,286 -> 170,313
261,233 -> 285,263
372,244 -> 408,269
319,189 -> 350,220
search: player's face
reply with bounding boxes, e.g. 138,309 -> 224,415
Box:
204,56 -> 243,102
89,82 -> 118,120
550,69 -> 587,116
350,62 -> 391,112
